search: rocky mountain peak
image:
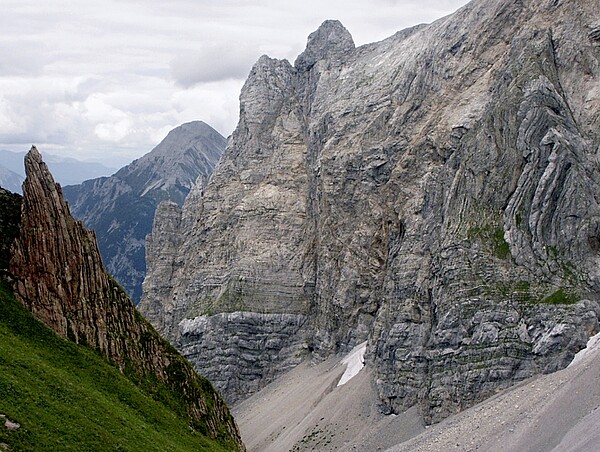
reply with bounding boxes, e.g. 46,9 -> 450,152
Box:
114,120 -> 224,199
161,120 -> 215,143
294,19 -> 355,71
10,146 -> 244,450
141,0 -> 600,425
11,145 -> 104,333
63,121 -> 225,304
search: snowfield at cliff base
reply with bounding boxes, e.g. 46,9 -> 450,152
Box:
337,341 -> 367,387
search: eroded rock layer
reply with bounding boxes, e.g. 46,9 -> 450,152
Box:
10,147 -> 244,450
140,0 -> 600,420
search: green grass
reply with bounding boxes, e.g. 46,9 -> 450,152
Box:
541,288 -> 578,305
491,228 -> 510,260
467,224 -> 510,259
0,281 -> 228,452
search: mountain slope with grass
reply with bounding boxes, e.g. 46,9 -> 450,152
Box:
0,150 -> 244,451
0,280 -> 231,452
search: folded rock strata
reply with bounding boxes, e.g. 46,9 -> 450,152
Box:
140,0 -> 600,422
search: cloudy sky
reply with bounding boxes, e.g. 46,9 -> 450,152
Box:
1,0 -> 469,167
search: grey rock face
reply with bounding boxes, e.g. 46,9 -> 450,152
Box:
64,121 -> 225,303
178,312 -> 308,402
140,0 -> 600,420
294,19 -> 355,71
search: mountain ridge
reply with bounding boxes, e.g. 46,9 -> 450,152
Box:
140,0 -> 600,423
0,165 -> 23,194
64,120 -> 225,303
8,146 -> 244,450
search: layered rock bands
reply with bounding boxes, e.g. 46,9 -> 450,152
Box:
140,0 -> 600,422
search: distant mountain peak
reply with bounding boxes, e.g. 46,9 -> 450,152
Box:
0,164 -> 23,194
0,148 -> 116,187
63,121 -> 226,304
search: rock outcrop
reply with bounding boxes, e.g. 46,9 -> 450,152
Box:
64,121 -> 225,303
10,147 -> 244,450
139,0 -> 600,422
0,188 -> 21,273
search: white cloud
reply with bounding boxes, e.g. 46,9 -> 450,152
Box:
94,120 -> 133,143
0,98 -> 25,135
0,0 -> 470,167
0,39 -> 49,77
171,43 -> 257,87
170,79 -> 245,135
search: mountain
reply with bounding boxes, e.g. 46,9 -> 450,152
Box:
388,338 -> 600,452
0,165 -> 23,194
63,121 -> 225,304
0,149 -> 116,186
5,147 -> 244,451
139,0 -> 600,427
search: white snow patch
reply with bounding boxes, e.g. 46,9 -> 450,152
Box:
568,331 -> 600,368
337,341 -> 367,387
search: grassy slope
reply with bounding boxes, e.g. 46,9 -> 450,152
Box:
0,281 -> 228,452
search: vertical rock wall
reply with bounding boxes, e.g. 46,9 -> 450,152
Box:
140,0 -> 600,421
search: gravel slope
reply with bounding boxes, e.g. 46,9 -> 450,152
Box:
234,341 -> 600,452
389,346 -> 600,452
233,357 -> 424,452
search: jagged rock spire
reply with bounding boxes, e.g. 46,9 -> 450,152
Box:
11,145 -> 110,339
10,146 -> 245,450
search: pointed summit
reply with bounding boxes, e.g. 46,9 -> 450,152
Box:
294,19 -> 355,71
10,146 -> 245,450
12,145 -> 107,334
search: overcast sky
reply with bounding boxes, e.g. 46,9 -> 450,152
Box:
0,0 -> 469,167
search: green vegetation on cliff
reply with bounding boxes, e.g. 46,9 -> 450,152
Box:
0,170 -> 240,451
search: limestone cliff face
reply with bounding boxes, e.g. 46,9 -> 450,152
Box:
63,121 -> 225,304
140,0 -> 600,421
10,147 -> 244,450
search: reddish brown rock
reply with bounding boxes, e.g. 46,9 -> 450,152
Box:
10,146 -> 244,450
